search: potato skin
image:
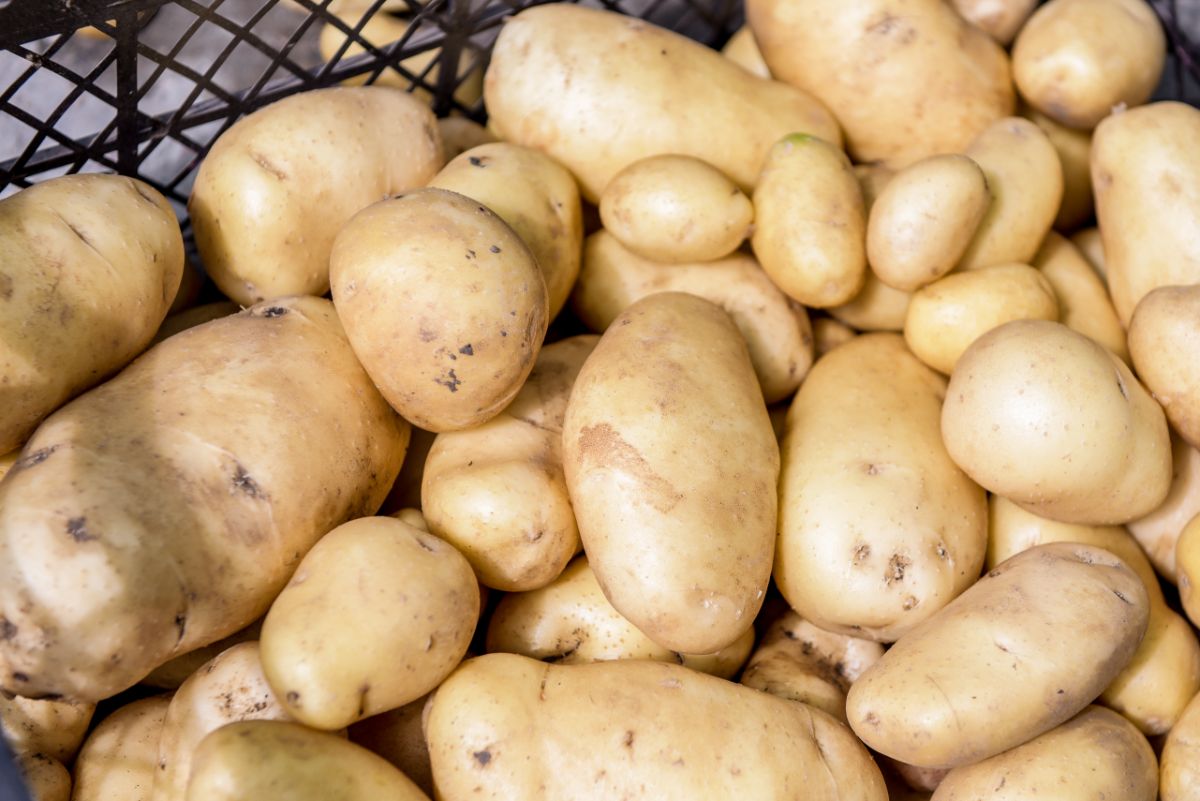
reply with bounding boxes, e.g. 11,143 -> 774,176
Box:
721,26 -> 770,78
1129,435 -> 1200,580
16,752 -> 69,801
827,272 -> 911,333
1022,105 -> 1094,231
563,293 -> 778,654
348,694 -> 434,797
1178,514 -> 1200,626
426,654 -> 887,801
1032,232 -> 1127,363
0,296 -> 408,701
1130,286 -> 1200,451
948,0 -> 1037,45
0,174 -> 183,454
0,695 -> 93,764
72,696 -> 169,801
437,117 -> 497,162
1071,227 -> 1106,280
847,543 -> 1150,769
1162,690 -> 1200,801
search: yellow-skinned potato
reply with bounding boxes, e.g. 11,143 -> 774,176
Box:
1162,690 -> 1200,801
0,450 -> 15,482
747,0 -> 1012,168
905,263 -> 1059,375
421,336 -> 595,591
1032,232 -> 1128,363
16,753 -> 69,801
484,5 -> 840,201
141,620 -> 262,690
1013,0 -> 1165,131
167,257 -> 204,315
427,654 -> 887,801
187,721 -> 430,801
71,696 -> 169,801
563,293 -> 778,654
1130,434 -> 1200,580
348,695 -> 434,797
486,557 -> 754,678
812,316 -> 856,358
152,301 -> 241,345
599,155 -> 752,264
777,334 -> 987,642
854,163 -> 894,211
189,87 -> 442,306
381,426 -> 436,513
866,154 -> 990,292
0,296 -> 408,702
571,231 -> 813,403
1130,286 -> 1200,451
752,134 -> 866,308
942,320 -> 1171,525
1071,226 -> 1107,280
437,117 -> 496,162
932,706 -> 1157,801
0,174 -> 183,454
721,26 -> 769,78
1022,105 -> 1094,231
429,143 -> 582,319
0,695 -> 93,763
330,188 -> 548,432
1093,102 -> 1200,324
1178,514 -> 1200,627
847,543 -> 1150,769
827,272 -> 911,333
958,117 -> 1063,271
948,0 -> 1038,45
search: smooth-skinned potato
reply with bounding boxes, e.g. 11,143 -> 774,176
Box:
721,26 -> 769,78
827,272 -> 911,333
1159,689 -> 1200,801
71,696 -> 169,801
437,117 -> 497,162
1178,514 -> 1200,627
1129,285 -> 1200,451
1032,232 -> 1128,363
348,694 -> 434,797
1129,435 -> 1200,581
0,694 -> 93,764
1071,227 -> 1106,280
812,316 -> 857,358
949,0 -> 1038,45
152,301 -> 241,345
141,620 -> 262,690
1022,105 -> 1094,231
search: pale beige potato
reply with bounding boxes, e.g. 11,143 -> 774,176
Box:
563,293 -> 778,654
854,164 -> 895,212
190,87 -> 442,306
187,721 -> 430,801
486,557 -> 754,678
391,507 -> 428,531
422,336 -> 595,591
1071,227 -> 1106,280
1013,0 -> 1165,130
827,272 -> 911,332
0,695 -> 93,763
484,5 -> 840,202
427,654 -> 887,801
1130,286 -> 1200,451
1093,102 -> 1200,323
753,134 -> 866,308
0,296 -> 408,702
429,143 -> 582,319
721,26 -> 769,78
747,0 -> 1012,167
777,334 -> 987,642
437,117 -> 497,162
932,706 -> 1157,801
1178,514 -> 1200,627
905,263 -> 1059,375
1130,435 -> 1200,580
949,0 -> 1038,44
330,188 -> 548,432
16,753 -> 69,801
1022,105 -> 1094,231
847,543 -> 1150,769
72,696 -> 169,801
1032,232 -> 1127,362
141,621 -> 262,690
1161,690 -> 1200,801
812,316 -> 856,358
942,320 -> 1171,525
152,301 -> 241,345
867,154 -> 990,291
571,231 -> 813,403
348,694 -> 434,797
0,175 -> 183,454
958,117 -> 1063,270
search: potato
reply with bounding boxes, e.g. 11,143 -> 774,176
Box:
888,762 -> 948,795
721,26 -> 769,78
777,334 -> 986,642
429,143 -> 582,319
141,620 -> 262,690
942,320 -> 1171,525
187,720 -> 430,801
426,654 -> 887,800
71,696 -> 169,801
0,694 -> 93,763
957,117 -> 1063,271
348,695 -> 434,797
563,293 -> 777,654
866,154 -> 990,292
931,706 -> 1156,801
1032,232 -> 1127,363
0,296 -> 408,701
484,4 -> 840,201
571,231 -> 813,403
812,316 -> 856,358
1161,690 -> 1200,801
747,0 -> 1012,167
904,264 -> 1059,375
1013,0 -> 1165,130
948,0 -> 1038,45
381,427 -> 436,513
437,117 -> 497,162
1130,286 -> 1200,451
422,336 -> 594,590
16,752 -> 69,801
1071,227 -> 1106,280
1022,105 -> 1094,231
168,257 -> 204,315
753,134 -> 866,308
190,87 -> 442,306
152,301 -> 240,345
827,273 -> 911,333
1178,515 -> 1200,627
1129,435 -> 1200,580
486,557 -> 754,678
847,543 -> 1150,769
0,450 -> 15,482
0,174 -> 184,454
1092,102 -> 1200,324
261,517 -> 479,730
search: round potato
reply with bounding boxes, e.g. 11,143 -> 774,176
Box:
1130,285 -> 1200,451
1129,434 -> 1200,581
437,117 -> 497,162
948,0 -> 1038,45
721,26 -> 770,78
0,694 -> 93,764
827,272 -> 911,333
16,752 -> 69,801
1022,105 -> 1094,231
1032,232 -> 1127,363
348,694 -> 435,797
1161,690 -> 1200,801
72,696 -> 169,801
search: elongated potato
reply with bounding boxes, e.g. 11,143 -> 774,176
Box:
72,696 -> 169,801
427,654 -> 887,801
0,695 -> 93,763
1161,690 -> 1200,801
348,695 -> 434,797
1130,286 -> 1200,451
721,26 -> 769,78
1130,435 -> 1200,580
1022,106 -> 1094,231
949,0 -> 1038,44
777,334 -> 986,641
484,5 -> 840,201
0,174 -> 183,454
847,543 -> 1150,769
0,296 -> 408,701
16,752 -> 69,801
1032,233 -> 1127,363
563,293 -> 778,654
827,273 -> 911,333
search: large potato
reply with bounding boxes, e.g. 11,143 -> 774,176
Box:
71,696 -> 169,801
1129,286 -> 1200,451
777,334 -> 986,642
426,654 -> 887,801
0,175 -> 183,454
949,0 -> 1038,45
1022,105 -> 1094,231
0,296 -> 408,701
0,694 -> 93,763
563,293 -> 777,654
1160,690 -> 1200,801
847,543 -> 1150,769
1032,232 -> 1127,363
484,4 -> 839,201
330,188 -> 548,432
1129,435 -> 1200,580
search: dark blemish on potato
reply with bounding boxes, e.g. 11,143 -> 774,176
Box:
902,595 -> 918,610
425,636 -> 434,652
129,179 -> 158,205
0,272 -> 12,300
885,554 -> 911,585
987,568 -> 1003,578
863,462 -> 880,476
995,641 -> 1010,653
174,614 -> 186,642
935,543 -> 948,560
11,672 -> 28,683
527,529 -> 544,543
12,446 -> 58,474
863,711 -> 880,727
853,542 -> 871,564
1115,371 -> 1129,400
232,465 -> 263,498
669,651 -> 684,665
358,685 -> 369,718
59,305 -> 73,325
416,536 -> 436,552
419,328 -> 438,342
0,618 -> 15,640
286,691 -> 300,704
459,343 -> 474,356
500,330 -> 508,337
435,369 -> 462,393
1112,589 -> 1132,605
538,665 -> 550,700
996,777 -> 1006,791
466,249 -> 476,260
673,758 -> 685,767
1056,688 -> 1065,695
623,730 -> 635,748
782,627 -> 798,641
260,306 -> 288,318
250,151 -> 287,181
66,517 -> 95,543
250,700 -> 268,713
473,750 -> 492,766
469,156 -> 486,167
490,245 -> 501,254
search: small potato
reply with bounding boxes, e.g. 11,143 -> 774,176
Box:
141,620 -> 262,690
1130,286 -> 1200,451
152,301 -> 241,344
942,320 -> 1171,525
599,155 -> 752,264
72,696 -> 169,801
348,695 -> 434,797
168,257 -> 204,315
1161,690 -> 1200,801
1178,515 -> 1200,627
1071,227 -> 1106,280
1032,233 -> 1127,363
1129,434 -> 1200,580
381,426 -> 436,513
1022,105 -> 1094,231
867,154 -> 990,291
330,188 -> 548,432
437,117 -> 497,161
949,0 -> 1038,45
16,752 -> 69,801
854,164 -> 895,211
1013,0 -> 1165,130
721,26 -> 769,78
752,134 -> 866,308
812,316 -> 856,358
0,694 -> 93,763
827,272 -> 911,333
847,543 -> 1150,769
904,263 -> 1058,375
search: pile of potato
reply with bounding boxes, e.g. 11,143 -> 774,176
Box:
2,0 -> 1200,798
